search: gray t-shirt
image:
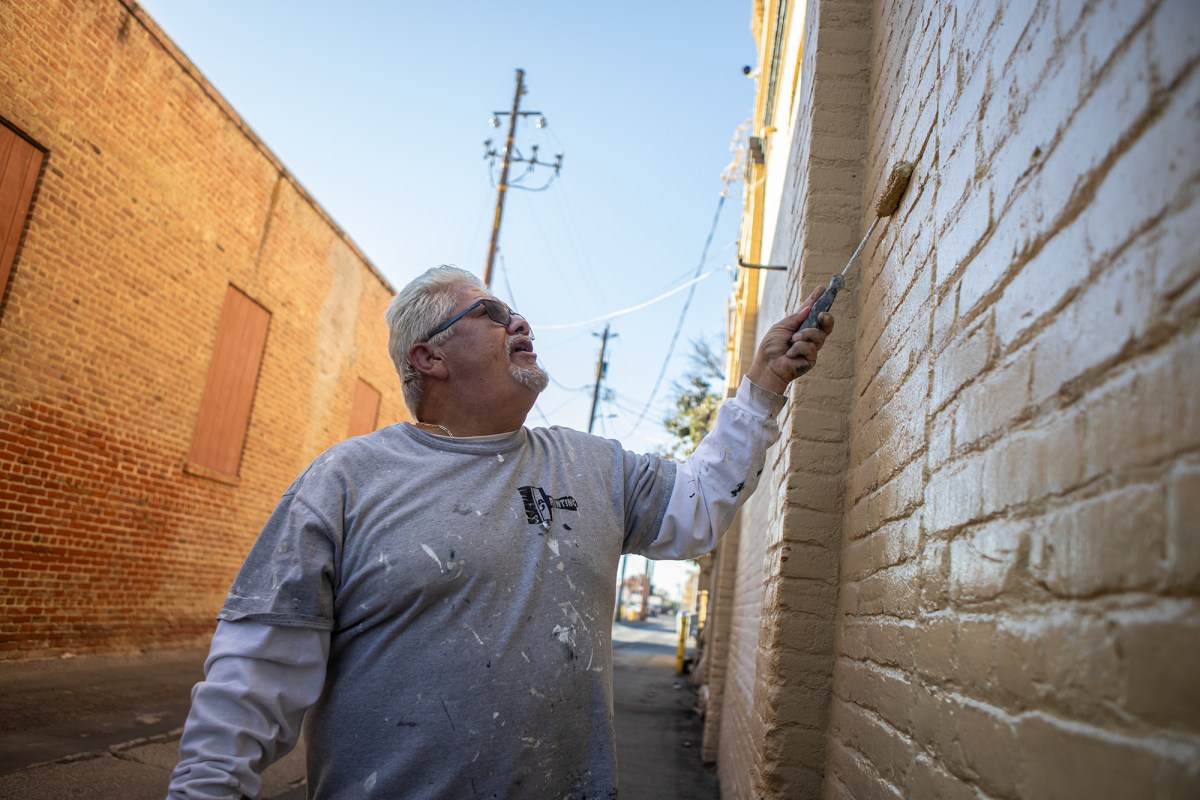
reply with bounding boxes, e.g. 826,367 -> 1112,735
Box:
218,422 -> 677,799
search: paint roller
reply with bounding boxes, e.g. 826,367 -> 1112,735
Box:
793,160 -> 915,374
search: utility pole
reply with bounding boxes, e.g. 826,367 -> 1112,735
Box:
483,70 -> 522,289
482,69 -> 563,288
614,555 -> 629,622
590,325 -> 620,620
639,560 -> 655,621
587,324 -> 614,434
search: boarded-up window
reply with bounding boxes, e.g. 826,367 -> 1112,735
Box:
187,285 -> 271,478
347,378 -> 381,437
0,123 -> 46,313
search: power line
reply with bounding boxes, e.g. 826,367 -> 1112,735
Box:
464,181 -> 499,273
606,391 -> 656,419
524,193 -> 591,320
497,252 -> 520,310
529,401 -> 552,427
546,175 -> 607,309
622,190 -> 728,439
546,370 -> 591,393
536,392 -> 586,420
537,268 -> 720,331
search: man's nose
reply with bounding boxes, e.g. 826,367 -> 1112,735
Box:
508,313 -> 533,339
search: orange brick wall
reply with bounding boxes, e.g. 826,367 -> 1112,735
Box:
708,0 -> 1200,797
0,0 -> 408,660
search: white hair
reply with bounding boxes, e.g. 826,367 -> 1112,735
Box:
386,265 -> 484,414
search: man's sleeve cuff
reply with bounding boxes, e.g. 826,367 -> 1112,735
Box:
738,375 -> 787,418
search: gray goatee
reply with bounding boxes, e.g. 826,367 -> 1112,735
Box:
507,336 -> 549,393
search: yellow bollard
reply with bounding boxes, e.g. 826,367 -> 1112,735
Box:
676,612 -> 689,674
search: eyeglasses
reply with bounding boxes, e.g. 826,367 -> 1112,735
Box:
423,298 -> 532,341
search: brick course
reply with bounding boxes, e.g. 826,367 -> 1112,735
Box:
0,0 -> 407,659
706,0 -> 1200,796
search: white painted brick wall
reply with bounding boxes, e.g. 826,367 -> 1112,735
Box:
828,0 -> 1200,796
710,0 -> 1200,797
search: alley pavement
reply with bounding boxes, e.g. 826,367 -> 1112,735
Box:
0,615 -> 717,799
611,615 -> 720,800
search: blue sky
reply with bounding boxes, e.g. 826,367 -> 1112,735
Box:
140,0 -> 753,455
138,1 -> 759,597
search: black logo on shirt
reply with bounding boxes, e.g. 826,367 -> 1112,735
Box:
518,486 -> 578,528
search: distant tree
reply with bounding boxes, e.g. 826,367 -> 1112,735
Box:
660,336 -> 725,460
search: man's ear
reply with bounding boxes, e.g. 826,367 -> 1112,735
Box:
408,343 -> 448,379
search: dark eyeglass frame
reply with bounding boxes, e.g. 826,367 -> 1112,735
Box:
423,298 -> 531,342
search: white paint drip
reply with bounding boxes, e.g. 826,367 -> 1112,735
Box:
559,600 -> 587,632
465,624 -> 484,646
378,552 -> 391,572
552,619 -> 580,650
529,687 -> 545,699
556,562 -> 564,571
364,772 -> 377,791
497,453 -> 505,463
548,539 -> 560,557
420,543 -> 444,572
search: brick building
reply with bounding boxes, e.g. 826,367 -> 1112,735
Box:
699,0 -> 1199,797
0,1 -> 408,660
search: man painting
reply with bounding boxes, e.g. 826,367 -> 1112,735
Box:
168,265 -> 833,799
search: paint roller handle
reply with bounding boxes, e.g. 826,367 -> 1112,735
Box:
797,274 -> 843,331
793,274 -> 843,375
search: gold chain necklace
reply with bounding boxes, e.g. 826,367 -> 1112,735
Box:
414,421 -> 454,437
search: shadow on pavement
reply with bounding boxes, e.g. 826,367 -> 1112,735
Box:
612,615 -> 719,800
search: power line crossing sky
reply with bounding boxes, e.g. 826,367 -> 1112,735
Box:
138,1 -> 760,597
